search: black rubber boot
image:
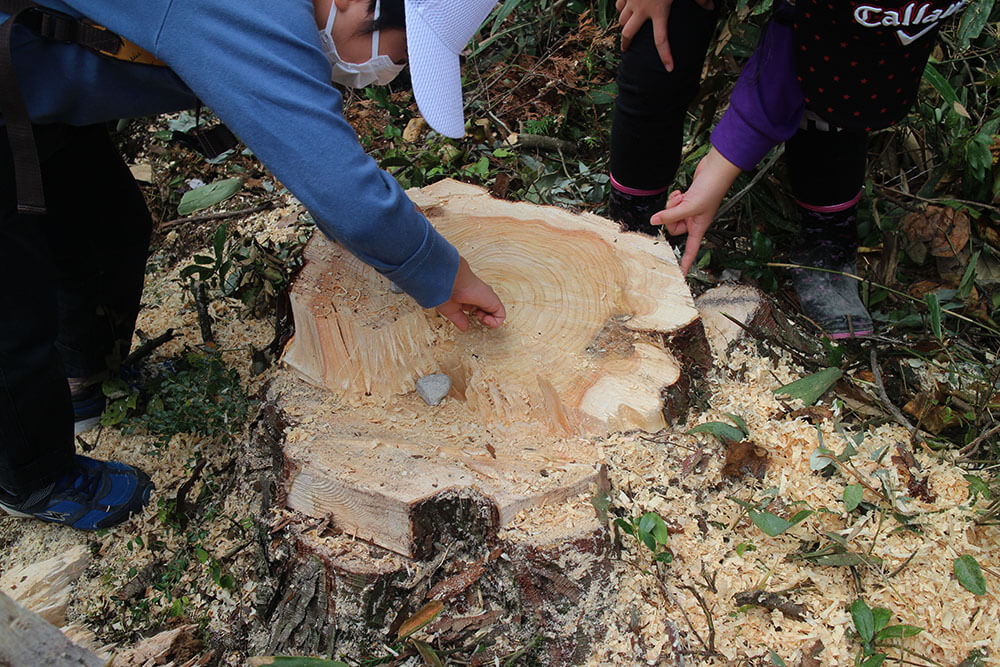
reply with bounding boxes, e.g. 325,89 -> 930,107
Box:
789,205 -> 873,339
607,188 -> 666,236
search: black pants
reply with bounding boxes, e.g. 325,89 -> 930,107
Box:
0,123 -> 151,495
786,114 -> 868,207
609,0 -> 720,192
610,6 -> 868,207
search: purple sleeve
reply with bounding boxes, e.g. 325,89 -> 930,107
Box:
710,17 -> 805,171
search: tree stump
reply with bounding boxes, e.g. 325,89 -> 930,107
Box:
255,180 -> 707,661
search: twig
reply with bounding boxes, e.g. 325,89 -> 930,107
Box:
123,329 -> 177,367
957,423 -> 1000,459
513,133 -> 577,155
638,433 -> 699,452
731,589 -> 807,620
174,458 -> 207,525
680,584 -> 717,655
715,146 -> 784,219
193,281 -> 216,346
870,348 -> 927,448
887,549 -> 920,579
874,184 -> 1000,214
220,539 -> 254,564
160,202 -> 275,229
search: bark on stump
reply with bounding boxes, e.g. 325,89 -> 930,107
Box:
253,180 -> 708,662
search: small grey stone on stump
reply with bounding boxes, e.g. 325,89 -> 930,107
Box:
416,373 -> 451,406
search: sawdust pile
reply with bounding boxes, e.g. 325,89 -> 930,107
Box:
591,346 -> 998,665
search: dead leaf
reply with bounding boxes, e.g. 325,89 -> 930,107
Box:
797,639 -> 825,667
427,610 -> 503,642
721,440 -> 769,480
908,280 -> 942,299
426,548 -> 501,602
398,600 -> 444,639
901,206 -> 970,257
680,448 -> 706,478
786,406 -> 835,423
402,117 -> 428,143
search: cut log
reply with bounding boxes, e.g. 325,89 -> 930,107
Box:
279,179 -> 706,558
282,179 -> 701,434
259,181 -> 704,661
244,405 -> 620,664
0,544 -> 89,627
695,283 -> 824,361
0,591 -> 103,667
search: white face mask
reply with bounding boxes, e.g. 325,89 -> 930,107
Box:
319,0 -> 405,88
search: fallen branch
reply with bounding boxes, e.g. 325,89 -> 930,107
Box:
732,589 -> 807,620
160,202 -> 275,229
124,328 -> 177,368
870,348 -> 931,452
956,423 -> 1000,460
510,133 -> 577,155
193,281 -> 216,346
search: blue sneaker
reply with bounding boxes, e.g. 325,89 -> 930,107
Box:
72,385 -> 106,436
0,455 -> 153,530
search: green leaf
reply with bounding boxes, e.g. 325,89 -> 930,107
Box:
411,639 -> 444,667
614,518 -> 635,536
639,512 -> 670,546
958,251 -> 980,300
965,475 -> 990,501
748,508 -> 812,537
179,265 -> 212,281
810,446 -> 835,471
925,292 -> 942,339
489,0 -> 523,34
213,223 -> 228,259
653,551 -> 674,563
844,484 -> 863,512
724,412 -> 750,435
687,421 -> 745,443
875,624 -> 923,641
922,63 -> 958,105
954,555 -> 987,595
808,553 -> 869,567
591,490 -> 610,523
871,606 -> 891,634
957,0 -> 996,48
195,547 -> 209,564
588,83 -> 617,106
851,599 -> 875,643
177,177 -> 242,216
860,655 -> 886,667
768,649 -> 787,666
639,530 -> 657,552
774,368 -> 843,406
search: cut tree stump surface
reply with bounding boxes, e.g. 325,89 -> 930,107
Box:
279,179 -> 704,558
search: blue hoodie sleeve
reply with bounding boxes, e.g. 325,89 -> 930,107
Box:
710,16 -> 806,171
122,0 -> 459,308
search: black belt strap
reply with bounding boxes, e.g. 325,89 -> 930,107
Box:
1,0 -> 46,214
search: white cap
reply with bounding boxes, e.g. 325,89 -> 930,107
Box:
405,0 -> 498,138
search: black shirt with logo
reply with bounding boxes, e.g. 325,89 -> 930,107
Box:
793,0 -> 969,131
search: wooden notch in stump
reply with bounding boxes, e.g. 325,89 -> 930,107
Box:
278,179 -> 705,558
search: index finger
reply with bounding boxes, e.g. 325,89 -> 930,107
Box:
651,10 -> 673,71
